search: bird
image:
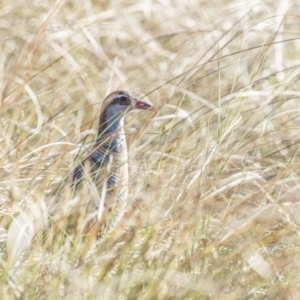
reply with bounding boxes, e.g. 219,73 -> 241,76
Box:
6,90 -> 154,262
70,90 -> 155,236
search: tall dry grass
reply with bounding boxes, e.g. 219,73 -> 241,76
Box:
1,0 -> 300,298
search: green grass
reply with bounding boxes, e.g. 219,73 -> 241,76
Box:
1,0 -> 300,299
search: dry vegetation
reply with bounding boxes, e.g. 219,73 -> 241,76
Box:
1,0 -> 300,299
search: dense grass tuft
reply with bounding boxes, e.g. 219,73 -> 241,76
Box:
1,0 -> 300,299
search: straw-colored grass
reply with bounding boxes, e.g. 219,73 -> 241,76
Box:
1,0 -> 300,299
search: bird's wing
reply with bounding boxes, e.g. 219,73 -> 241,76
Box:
72,150 -> 109,185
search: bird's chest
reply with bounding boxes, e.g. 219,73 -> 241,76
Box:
91,135 -> 128,189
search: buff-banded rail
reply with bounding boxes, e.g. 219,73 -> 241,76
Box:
7,90 -> 154,262
71,90 -> 154,235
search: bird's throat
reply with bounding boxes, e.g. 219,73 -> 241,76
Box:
97,106 -> 126,153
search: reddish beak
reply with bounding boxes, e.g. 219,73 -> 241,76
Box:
135,100 -> 156,111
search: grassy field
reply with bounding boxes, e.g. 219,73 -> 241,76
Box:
1,0 -> 300,299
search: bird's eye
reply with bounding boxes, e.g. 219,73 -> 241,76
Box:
119,96 -> 128,102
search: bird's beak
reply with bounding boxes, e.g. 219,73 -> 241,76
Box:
135,100 -> 156,111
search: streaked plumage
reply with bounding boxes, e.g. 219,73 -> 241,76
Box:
70,90 -> 154,235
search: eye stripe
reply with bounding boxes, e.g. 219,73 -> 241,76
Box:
114,94 -> 128,100
112,93 -> 131,105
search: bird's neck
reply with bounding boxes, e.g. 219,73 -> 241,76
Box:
97,107 -> 126,152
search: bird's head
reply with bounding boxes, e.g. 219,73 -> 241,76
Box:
99,90 -> 155,134
101,90 -> 154,115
